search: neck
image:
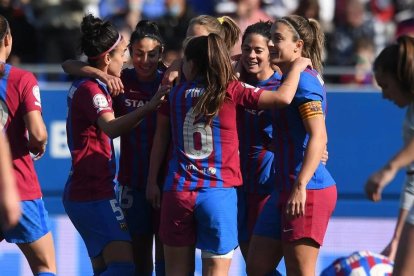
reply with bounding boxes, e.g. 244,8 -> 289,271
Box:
254,67 -> 275,82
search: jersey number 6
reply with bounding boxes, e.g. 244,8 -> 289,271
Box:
183,108 -> 213,160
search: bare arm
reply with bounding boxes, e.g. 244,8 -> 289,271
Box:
62,59 -> 124,95
146,113 -> 171,209
0,133 -> 21,230
286,114 -> 327,219
23,110 -> 48,160
98,86 -> 169,139
257,57 -> 312,109
365,137 -> 414,201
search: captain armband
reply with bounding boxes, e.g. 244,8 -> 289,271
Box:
299,101 -> 323,120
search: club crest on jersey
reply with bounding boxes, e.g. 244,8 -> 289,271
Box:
185,87 -> 204,98
241,82 -> 260,93
119,222 -> 128,231
32,85 -> 42,107
0,100 -> 8,130
93,94 -> 111,112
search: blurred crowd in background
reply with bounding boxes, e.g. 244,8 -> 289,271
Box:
1,0 -> 414,84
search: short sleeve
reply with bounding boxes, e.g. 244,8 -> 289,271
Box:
20,72 -> 42,115
294,71 -> 324,106
228,80 -> 263,109
76,84 -> 113,123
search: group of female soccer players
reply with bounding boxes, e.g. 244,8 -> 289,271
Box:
4,5 -> 414,275
58,12 -> 336,276
4,6 -> 414,276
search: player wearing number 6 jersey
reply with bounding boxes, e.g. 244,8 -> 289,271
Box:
63,14 -> 167,276
146,33 -> 311,275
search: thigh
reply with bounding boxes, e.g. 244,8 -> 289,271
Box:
102,240 -> 134,264
159,191 -> 197,247
247,235 -> 283,276
63,198 -> 131,258
283,238 -> 320,276
394,222 -> 414,276
164,244 -> 195,276
3,199 -> 51,244
195,188 -> 238,255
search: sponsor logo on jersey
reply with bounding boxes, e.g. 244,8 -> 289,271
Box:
0,99 -> 8,130
33,85 -> 42,107
124,99 -> 149,108
186,164 -> 218,175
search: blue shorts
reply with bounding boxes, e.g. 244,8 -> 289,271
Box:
160,188 -> 238,255
1,199 -> 51,243
63,198 -> 131,258
115,184 -> 155,235
237,188 -> 271,242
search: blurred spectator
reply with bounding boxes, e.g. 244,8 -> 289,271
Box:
156,0 -> 197,66
293,0 -> 335,33
340,38 -> 375,85
228,0 -> 272,56
0,0 -> 37,64
99,0 -> 141,33
294,0 -> 320,19
30,0 -> 98,80
141,0 -> 166,19
396,17 -> 414,37
370,0 -> 395,55
326,0 -> 375,68
263,0 -> 298,19
188,0 -> 217,15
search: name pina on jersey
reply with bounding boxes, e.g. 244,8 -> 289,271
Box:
185,88 -> 204,98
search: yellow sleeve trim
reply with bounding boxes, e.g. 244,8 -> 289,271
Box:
299,101 -> 323,120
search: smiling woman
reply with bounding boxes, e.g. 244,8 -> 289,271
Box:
62,15 -> 167,276
247,15 -> 336,276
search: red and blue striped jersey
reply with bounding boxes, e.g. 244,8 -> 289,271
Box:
160,80 -> 263,191
0,64 -> 43,200
114,68 -> 163,190
271,68 -> 335,192
320,251 -> 393,276
64,78 -> 116,201
237,72 -> 281,194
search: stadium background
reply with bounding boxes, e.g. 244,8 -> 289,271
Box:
0,82 -> 405,275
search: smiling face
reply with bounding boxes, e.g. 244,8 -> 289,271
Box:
270,22 -> 302,72
130,37 -> 162,81
107,38 -> 128,77
375,69 -> 412,108
240,33 -> 273,80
